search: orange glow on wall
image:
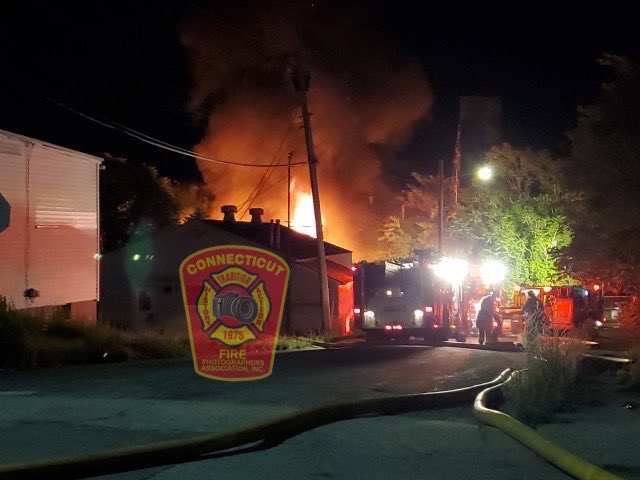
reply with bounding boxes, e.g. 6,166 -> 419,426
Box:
338,281 -> 354,336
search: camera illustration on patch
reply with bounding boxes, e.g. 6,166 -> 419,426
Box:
179,245 -> 290,381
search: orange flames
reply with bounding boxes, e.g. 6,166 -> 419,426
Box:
291,192 -> 317,238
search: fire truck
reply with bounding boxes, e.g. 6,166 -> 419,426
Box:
353,252 -> 456,342
511,283 -> 604,332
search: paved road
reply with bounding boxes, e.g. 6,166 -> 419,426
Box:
0,346 -> 525,472
97,408 -> 569,480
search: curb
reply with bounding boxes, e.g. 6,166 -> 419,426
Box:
473,372 -> 624,480
442,341 -> 522,352
0,370 -> 512,480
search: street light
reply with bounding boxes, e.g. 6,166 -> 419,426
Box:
477,165 -> 493,181
437,164 -> 494,252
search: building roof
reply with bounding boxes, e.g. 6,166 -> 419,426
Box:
297,258 -> 354,284
0,128 -> 102,164
202,220 -> 351,260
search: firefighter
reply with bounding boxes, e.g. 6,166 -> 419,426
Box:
477,292 -> 498,346
522,290 -> 544,347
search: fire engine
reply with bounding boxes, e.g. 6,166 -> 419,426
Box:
511,283 -> 604,332
353,252 -> 456,342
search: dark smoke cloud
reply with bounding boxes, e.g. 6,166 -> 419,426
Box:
181,1 -> 432,259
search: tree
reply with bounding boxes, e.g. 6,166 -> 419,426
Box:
563,54 -> 640,294
450,144 -> 574,286
377,173 -> 440,261
171,182 -> 216,223
100,155 -> 179,252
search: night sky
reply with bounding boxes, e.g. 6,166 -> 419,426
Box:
1,1 -> 637,184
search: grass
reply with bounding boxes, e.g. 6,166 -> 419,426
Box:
1,297 -> 327,368
504,328 -> 587,427
275,334 -> 325,351
0,297 -> 190,369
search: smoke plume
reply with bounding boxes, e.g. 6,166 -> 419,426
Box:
181,1 -> 432,259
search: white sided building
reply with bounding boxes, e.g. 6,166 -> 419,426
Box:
0,129 -> 101,323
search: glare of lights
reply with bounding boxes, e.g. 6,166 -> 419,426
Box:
132,254 -> 141,261
351,266 -> 357,271
477,165 -> 493,181
353,308 -> 361,314
386,289 -> 393,296
433,257 -> 469,286
384,325 -> 392,331
364,310 -> 375,319
93,253 -> 102,260
480,260 -> 507,285
595,320 -> 603,328
425,306 -> 433,313
543,286 -> 552,293
414,309 -> 424,319
593,284 -> 601,291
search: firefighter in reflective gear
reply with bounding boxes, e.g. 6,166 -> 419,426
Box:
476,292 -> 497,346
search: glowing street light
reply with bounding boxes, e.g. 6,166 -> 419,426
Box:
480,260 -> 507,286
477,165 -> 493,181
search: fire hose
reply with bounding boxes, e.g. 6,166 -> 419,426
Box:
474,370 -> 625,480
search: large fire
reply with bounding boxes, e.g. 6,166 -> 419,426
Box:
291,192 -> 317,238
181,3 -> 433,259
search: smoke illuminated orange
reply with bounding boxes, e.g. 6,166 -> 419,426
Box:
182,4 -> 433,259
291,193 -> 316,238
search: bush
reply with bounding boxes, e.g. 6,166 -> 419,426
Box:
0,297 -> 190,368
0,297 -> 39,368
504,331 -> 587,426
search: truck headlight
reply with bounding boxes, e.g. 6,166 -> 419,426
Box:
414,309 -> 424,320
364,310 -> 375,319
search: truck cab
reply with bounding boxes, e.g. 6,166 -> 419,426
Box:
355,260 -> 453,342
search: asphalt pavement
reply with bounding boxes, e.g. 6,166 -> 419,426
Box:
0,345 -> 546,478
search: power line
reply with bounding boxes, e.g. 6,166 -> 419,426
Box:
238,126 -> 300,218
1,70 -> 308,169
237,119 -> 297,215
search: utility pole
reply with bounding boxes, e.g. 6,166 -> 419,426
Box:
438,157 -> 444,253
287,151 -> 293,229
453,123 -> 462,208
291,64 -> 332,336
